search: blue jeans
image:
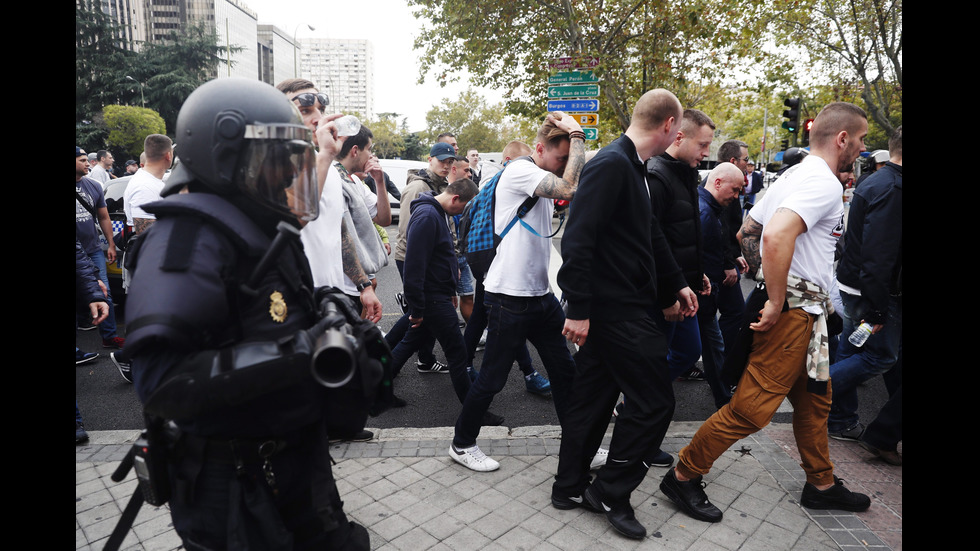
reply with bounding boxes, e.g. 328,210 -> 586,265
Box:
453,292 -> 575,448
462,277 -> 534,374
697,286 -> 733,409
389,294 -> 471,404
81,249 -> 117,339
652,308 -> 701,379
828,291 -> 902,432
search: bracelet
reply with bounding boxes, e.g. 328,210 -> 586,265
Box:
568,130 -> 586,141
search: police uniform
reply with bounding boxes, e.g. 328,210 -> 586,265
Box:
120,78 -> 371,551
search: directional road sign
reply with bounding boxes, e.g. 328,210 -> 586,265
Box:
547,99 -> 599,112
568,113 -> 598,126
582,127 -> 598,140
548,71 -> 598,85
549,56 -> 600,70
548,84 -> 600,99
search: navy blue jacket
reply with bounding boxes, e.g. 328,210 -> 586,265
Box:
698,186 -> 729,284
403,191 -> 459,317
836,161 -> 902,324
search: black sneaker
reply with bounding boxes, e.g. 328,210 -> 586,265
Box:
659,468 -> 723,522
800,476 -> 871,512
482,411 -> 505,426
329,430 -> 374,444
395,292 -> 408,314
678,367 -> 706,381
417,360 -> 450,374
76,421 -> 89,444
829,422 -> 865,442
584,484 -> 647,540
552,490 -> 601,512
110,352 -> 133,383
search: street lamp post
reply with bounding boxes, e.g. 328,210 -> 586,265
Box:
125,75 -> 145,107
293,24 -> 315,78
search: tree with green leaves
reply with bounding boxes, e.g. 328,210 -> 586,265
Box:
102,105 -> 167,159
776,0 -> 901,137
76,0 -> 136,125
408,0 -> 774,140
423,89 -> 535,152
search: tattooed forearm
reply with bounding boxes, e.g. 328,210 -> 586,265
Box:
134,218 -> 155,235
340,219 -> 370,286
737,215 -> 763,277
534,136 -> 585,200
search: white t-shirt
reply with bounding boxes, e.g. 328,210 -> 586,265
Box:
301,163 -> 346,289
89,164 -> 111,187
749,155 -> 844,296
123,168 -> 165,227
484,159 -> 555,297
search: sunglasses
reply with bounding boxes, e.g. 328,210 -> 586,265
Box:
290,92 -> 330,113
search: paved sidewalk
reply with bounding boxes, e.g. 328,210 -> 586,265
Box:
76,422 -> 901,550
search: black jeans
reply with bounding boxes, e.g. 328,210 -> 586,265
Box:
553,316 -> 675,506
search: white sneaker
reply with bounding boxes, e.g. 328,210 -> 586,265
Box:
590,447 -> 609,470
449,444 -> 500,472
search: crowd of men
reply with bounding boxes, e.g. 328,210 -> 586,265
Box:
76,75 -> 900,548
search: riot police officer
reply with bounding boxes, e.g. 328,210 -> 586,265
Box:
123,78 -> 372,550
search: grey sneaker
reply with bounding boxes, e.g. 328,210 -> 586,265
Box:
110,352 -> 132,383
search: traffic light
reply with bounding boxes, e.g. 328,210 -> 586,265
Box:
801,118 -> 814,146
782,97 -> 801,133
781,139 -> 789,150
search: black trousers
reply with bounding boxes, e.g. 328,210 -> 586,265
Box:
553,316 -> 675,506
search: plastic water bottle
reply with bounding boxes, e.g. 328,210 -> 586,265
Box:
847,322 -> 873,347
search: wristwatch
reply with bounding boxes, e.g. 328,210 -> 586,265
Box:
356,281 -> 372,293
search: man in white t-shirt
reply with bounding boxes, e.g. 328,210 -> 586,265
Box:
664,102 -> 872,524
277,79 -> 382,330
123,134 -> 172,235
449,112 -> 586,473
88,150 -> 114,186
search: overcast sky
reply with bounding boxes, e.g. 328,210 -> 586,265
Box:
242,0 -> 502,132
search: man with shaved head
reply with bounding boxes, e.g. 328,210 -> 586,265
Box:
662,102 -> 871,524
694,162 -> 745,409
554,89 -> 691,540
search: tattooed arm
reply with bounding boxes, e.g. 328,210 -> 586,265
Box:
133,217 -> 155,235
737,214 -> 763,279
340,218 -> 382,322
533,112 -> 586,200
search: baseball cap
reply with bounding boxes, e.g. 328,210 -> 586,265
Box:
429,142 -> 457,160
87,152 -> 97,162
76,146 -> 85,157
871,149 -> 889,163
125,160 -> 138,166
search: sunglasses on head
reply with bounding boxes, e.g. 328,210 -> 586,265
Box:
291,92 -> 329,113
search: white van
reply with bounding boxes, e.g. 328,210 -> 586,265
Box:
378,158 -> 428,221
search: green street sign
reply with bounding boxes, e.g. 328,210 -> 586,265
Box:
583,127 -> 598,140
548,71 -> 598,85
547,84 -> 600,99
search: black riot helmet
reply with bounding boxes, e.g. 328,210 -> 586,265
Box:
782,147 -> 809,168
163,78 -> 319,223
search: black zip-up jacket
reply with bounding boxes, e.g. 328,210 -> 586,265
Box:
647,152 -> 705,291
836,161 -> 902,324
558,134 -> 685,322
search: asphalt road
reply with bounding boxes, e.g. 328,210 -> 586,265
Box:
75,219 -> 889,432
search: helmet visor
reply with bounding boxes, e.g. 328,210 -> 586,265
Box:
236,124 -> 319,222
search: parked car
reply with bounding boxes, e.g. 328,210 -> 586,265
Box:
378,158 -> 428,221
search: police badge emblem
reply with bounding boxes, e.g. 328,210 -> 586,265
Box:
269,291 -> 287,322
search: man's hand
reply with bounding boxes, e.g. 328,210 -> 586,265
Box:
699,274 -> 712,296
749,299 -> 781,332
662,301 -> 684,322
548,110 -> 584,134
723,268 -> 738,287
409,315 -> 423,328
562,318 -> 590,348
677,286 -> 699,317
735,256 -> 749,274
105,245 -> 116,264
359,286 -> 382,323
90,301 -> 109,325
365,154 -> 384,184
98,279 -> 108,297
314,113 -> 345,158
